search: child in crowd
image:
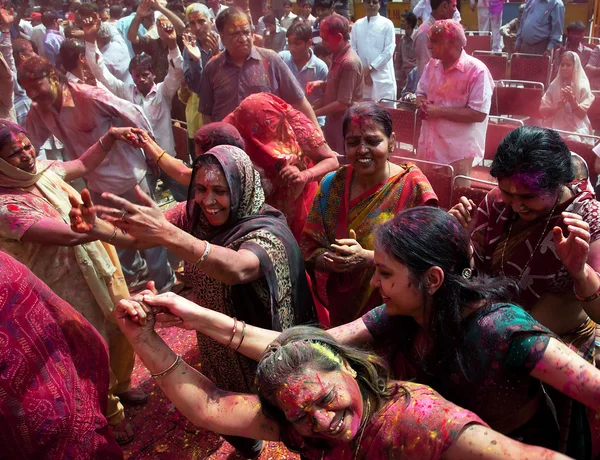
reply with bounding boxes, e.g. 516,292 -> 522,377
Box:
263,13 -> 287,52
280,0 -> 297,29
297,0 -> 316,26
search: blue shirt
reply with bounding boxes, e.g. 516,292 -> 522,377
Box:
43,29 -> 64,67
183,39 -> 215,95
116,13 -> 147,58
516,0 -> 565,50
279,49 -> 328,126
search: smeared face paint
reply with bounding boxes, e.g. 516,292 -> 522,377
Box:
195,164 -> 231,226
131,67 -> 155,96
0,132 -> 37,174
344,118 -> 393,178
287,34 -> 312,61
428,29 -> 447,60
188,12 -> 212,40
221,16 -> 252,61
275,366 -> 363,443
497,176 -> 561,221
559,53 -> 575,82
21,75 -> 59,108
319,24 -> 341,55
371,249 -> 425,321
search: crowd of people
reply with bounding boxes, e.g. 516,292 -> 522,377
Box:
2,0 -> 600,458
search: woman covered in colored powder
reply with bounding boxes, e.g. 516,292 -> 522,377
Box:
541,51 -> 595,141
301,101 -> 437,326
70,145 -> 316,459
451,127 -> 600,364
0,252 -> 122,459
150,205 -> 600,458
223,93 -> 340,242
113,300 -> 568,460
0,120 -> 146,445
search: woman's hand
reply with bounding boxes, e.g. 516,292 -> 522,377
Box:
554,211 -> 591,281
94,186 -> 171,246
114,281 -> 159,342
449,196 -> 478,231
562,86 -> 576,105
69,189 -> 97,232
326,229 -> 372,272
142,292 -> 207,330
109,127 -> 147,146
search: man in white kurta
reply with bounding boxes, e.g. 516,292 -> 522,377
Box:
470,0 -> 504,52
350,0 -> 396,101
416,20 -> 494,178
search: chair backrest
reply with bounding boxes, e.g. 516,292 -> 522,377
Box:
585,36 -> 600,47
383,102 -> 421,154
562,136 -> 600,187
509,53 -> 551,88
390,155 -> 454,209
589,91 -> 600,131
464,31 -> 491,55
450,175 -> 497,208
484,116 -> 524,161
172,120 -> 191,163
473,51 -> 508,81
494,80 -> 544,118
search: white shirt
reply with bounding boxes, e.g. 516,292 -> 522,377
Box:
30,24 -> 46,58
100,39 -> 133,84
208,4 -> 228,23
350,14 -> 396,101
86,42 -> 183,160
280,12 -> 298,30
416,50 -> 494,164
413,0 -> 461,23
65,71 -> 108,91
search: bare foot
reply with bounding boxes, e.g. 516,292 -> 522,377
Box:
111,419 -> 134,445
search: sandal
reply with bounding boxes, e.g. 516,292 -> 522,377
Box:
116,387 -> 149,406
111,420 -> 135,446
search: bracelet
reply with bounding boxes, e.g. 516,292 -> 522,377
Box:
195,241 -> 211,266
151,354 -> 183,379
573,270 -> 600,302
107,224 -> 117,242
235,321 -> 247,351
306,169 -> 314,183
156,150 -> 168,164
226,318 -> 238,348
98,135 -> 109,150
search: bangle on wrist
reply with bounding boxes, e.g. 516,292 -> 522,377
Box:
235,321 -> 247,351
151,354 -> 183,378
573,270 -> 600,302
226,318 -> 238,348
156,150 -> 167,164
108,224 -> 117,242
98,135 -> 109,150
195,241 -> 211,266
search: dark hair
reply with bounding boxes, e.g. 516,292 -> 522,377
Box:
77,2 -> 98,17
490,126 -> 575,193
18,55 -> 67,86
401,10 -> 417,28
263,13 -> 277,26
315,0 -> 334,9
109,4 -> 123,18
0,120 -> 28,154
41,8 -> 59,27
256,326 -> 401,454
312,42 -> 329,59
128,53 -> 153,73
12,38 -> 34,64
321,13 -> 349,40
59,38 -> 85,71
375,207 -> 518,380
284,0 -> 293,6
193,122 -> 245,155
216,6 -> 249,34
286,21 -> 312,41
99,7 -> 110,16
566,20 -> 586,33
342,102 -> 393,139
430,0 -> 449,11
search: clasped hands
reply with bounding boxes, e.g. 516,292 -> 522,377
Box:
322,229 -> 371,273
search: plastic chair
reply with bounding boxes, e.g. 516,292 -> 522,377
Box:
450,175 -> 497,208
473,51 -> 509,81
464,31 -> 492,55
493,80 -> 544,119
381,100 -> 421,155
585,36 -> 600,47
509,53 -> 551,88
554,130 -> 600,186
390,155 -> 454,209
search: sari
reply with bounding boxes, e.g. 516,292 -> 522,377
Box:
223,93 -> 326,241
287,382 -> 486,460
164,145 -> 315,393
0,252 -> 122,459
301,164 -> 437,327
471,186 -> 600,362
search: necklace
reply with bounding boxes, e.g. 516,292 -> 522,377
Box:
320,398 -> 371,460
500,190 -> 562,281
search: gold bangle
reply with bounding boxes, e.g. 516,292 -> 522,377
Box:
151,355 -> 183,379
107,224 -> 117,242
234,321 -> 247,351
226,318 -> 238,348
156,150 -> 168,164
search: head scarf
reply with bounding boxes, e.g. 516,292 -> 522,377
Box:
555,51 -> 592,101
193,122 -> 245,155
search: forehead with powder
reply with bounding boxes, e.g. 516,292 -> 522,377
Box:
430,20 -> 465,46
196,163 -> 228,186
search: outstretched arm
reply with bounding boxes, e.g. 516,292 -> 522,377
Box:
115,297 -> 281,440
138,131 -> 192,185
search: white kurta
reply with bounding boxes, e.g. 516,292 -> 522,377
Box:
350,14 -> 397,101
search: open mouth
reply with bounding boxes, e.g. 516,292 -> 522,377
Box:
356,158 -> 374,165
328,410 -> 346,437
